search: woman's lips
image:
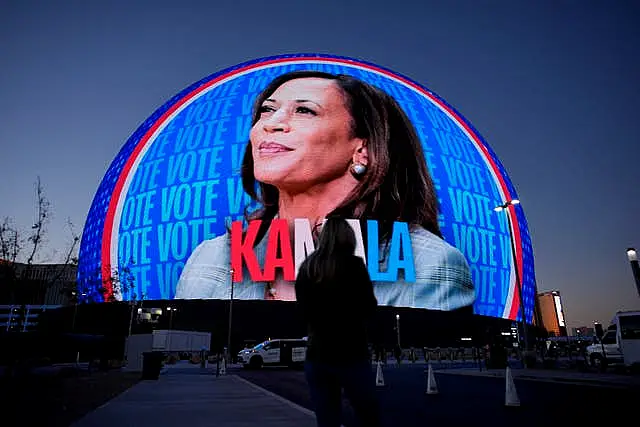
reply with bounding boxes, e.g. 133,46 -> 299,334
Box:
257,141 -> 294,154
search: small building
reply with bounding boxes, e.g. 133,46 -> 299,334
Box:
124,329 -> 211,371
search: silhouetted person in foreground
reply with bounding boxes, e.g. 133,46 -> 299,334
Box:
295,217 -> 381,427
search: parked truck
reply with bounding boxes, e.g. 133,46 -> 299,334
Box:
585,310 -> 640,371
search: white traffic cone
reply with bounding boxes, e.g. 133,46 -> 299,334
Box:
375,361 -> 385,386
504,366 -> 520,407
220,357 -> 227,375
426,362 -> 438,395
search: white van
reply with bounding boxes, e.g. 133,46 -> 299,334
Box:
238,338 -> 307,369
586,310 -> 640,371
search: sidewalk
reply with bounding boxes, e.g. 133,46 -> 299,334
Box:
435,366 -> 640,388
71,368 -> 317,427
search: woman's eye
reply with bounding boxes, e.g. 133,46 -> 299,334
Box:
258,105 -> 275,114
296,106 -> 316,115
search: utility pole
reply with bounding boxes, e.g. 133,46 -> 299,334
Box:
494,199 -> 530,367
226,268 -> 235,364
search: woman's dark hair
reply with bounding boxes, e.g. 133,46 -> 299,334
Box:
241,70 -> 442,243
298,217 -> 356,284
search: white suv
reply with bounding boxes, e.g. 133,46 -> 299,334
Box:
238,338 -> 307,369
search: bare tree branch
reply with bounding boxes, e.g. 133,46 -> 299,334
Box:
0,218 -> 20,305
98,258 -> 137,303
0,217 -> 20,264
25,176 -> 50,269
48,218 -> 81,289
0,177 -> 84,333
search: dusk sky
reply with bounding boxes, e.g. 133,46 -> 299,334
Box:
1,0 -> 638,329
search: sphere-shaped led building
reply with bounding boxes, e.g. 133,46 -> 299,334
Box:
78,54 -> 536,322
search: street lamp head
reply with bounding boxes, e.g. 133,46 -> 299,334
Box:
395,314 -> 400,320
627,247 -> 637,262
495,199 -> 520,212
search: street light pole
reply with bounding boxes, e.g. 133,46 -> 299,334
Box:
626,248 -> 640,298
168,307 -> 175,330
127,301 -> 136,337
72,299 -> 79,332
124,301 -> 138,363
166,307 -> 177,354
226,268 -> 235,364
71,291 -> 86,333
395,314 -> 401,349
494,199 -> 530,366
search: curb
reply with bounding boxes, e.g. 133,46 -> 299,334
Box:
516,374 -> 640,388
434,370 -> 640,389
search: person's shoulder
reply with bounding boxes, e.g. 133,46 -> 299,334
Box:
188,233 -> 230,262
409,227 -> 455,256
175,233 -> 231,299
409,227 -> 469,269
349,254 -> 366,262
409,227 -> 475,309
347,254 -> 367,268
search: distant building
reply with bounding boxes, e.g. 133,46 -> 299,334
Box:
572,326 -> 595,337
0,261 -> 77,331
0,260 -> 77,306
536,290 -> 568,337
0,304 -> 62,332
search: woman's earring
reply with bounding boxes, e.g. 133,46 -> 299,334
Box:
350,162 -> 367,177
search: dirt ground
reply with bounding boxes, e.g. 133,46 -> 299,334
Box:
0,368 -> 140,426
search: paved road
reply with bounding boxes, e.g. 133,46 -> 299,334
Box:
236,364 -> 639,427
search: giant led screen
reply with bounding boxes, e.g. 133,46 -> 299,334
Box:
77,54 -> 536,322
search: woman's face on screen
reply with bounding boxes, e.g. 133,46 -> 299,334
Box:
249,78 -> 362,192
